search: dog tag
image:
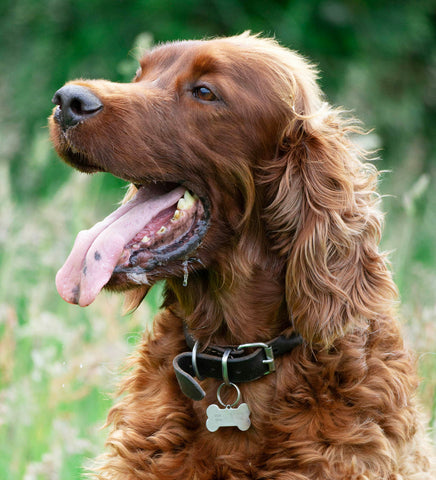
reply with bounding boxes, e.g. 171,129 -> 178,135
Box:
206,382 -> 251,432
206,403 -> 251,432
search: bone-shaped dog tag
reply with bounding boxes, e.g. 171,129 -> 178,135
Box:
206,403 -> 251,432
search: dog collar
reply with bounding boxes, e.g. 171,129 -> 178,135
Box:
173,327 -> 303,401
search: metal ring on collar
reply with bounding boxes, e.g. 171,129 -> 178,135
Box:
217,382 -> 241,407
192,340 -> 203,380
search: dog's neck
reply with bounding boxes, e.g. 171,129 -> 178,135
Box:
167,253 -> 290,346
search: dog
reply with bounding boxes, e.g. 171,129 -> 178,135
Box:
49,33 -> 434,479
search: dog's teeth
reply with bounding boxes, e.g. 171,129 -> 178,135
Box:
177,190 -> 196,211
171,209 -> 184,222
184,190 -> 196,204
141,235 -> 150,243
157,226 -> 166,235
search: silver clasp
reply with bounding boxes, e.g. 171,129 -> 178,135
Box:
221,348 -> 232,385
237,342 -> 276,374
192,340 -> 204,380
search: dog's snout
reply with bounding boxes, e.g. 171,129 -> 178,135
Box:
52,85 -> 103,130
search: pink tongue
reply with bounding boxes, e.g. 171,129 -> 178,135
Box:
56,186 -> 185,306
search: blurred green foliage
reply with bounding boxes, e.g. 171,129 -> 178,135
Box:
0,1 -> 435,478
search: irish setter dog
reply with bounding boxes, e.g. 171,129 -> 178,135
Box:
49,34 -> 434,479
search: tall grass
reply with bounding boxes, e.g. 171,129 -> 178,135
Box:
382,167 -> 436,430
0,163 -> 163,479
0,149 -> 434,478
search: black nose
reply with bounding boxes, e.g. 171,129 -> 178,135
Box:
52,85 -> 103,130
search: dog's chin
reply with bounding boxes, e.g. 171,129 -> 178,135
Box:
62,151 -> 105,174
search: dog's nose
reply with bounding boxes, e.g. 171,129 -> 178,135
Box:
52,85 -> 103,130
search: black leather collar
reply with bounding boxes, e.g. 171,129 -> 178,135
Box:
173,327 -> 303,401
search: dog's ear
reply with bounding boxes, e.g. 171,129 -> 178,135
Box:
264,107 -> 395,347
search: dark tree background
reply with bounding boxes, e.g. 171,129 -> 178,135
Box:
1,0 -> 434,200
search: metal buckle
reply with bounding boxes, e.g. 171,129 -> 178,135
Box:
237,342 -> 276,374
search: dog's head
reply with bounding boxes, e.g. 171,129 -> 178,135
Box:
50,33 -> 391,345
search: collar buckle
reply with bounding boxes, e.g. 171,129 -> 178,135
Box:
238,342 -> 276,374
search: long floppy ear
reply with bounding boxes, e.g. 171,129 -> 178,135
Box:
264,107 -> 396,347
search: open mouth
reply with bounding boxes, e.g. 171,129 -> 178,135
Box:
55,182 -> 209,307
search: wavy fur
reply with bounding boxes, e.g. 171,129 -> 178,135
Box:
49,34 -> 434,479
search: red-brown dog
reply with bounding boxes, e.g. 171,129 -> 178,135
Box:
50,33 -> 434,479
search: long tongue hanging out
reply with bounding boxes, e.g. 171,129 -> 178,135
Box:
56,185 -> 185,307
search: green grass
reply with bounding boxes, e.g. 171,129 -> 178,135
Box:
382,169 -> 436,429
0,155 -> 434,479
0,164 -> 163,479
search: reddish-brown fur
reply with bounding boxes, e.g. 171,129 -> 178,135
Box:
49,34 -> 435,479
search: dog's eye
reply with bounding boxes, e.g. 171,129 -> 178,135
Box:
192,86 -> 218,102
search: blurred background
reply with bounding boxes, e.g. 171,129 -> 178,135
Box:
0,0 -> 435,478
